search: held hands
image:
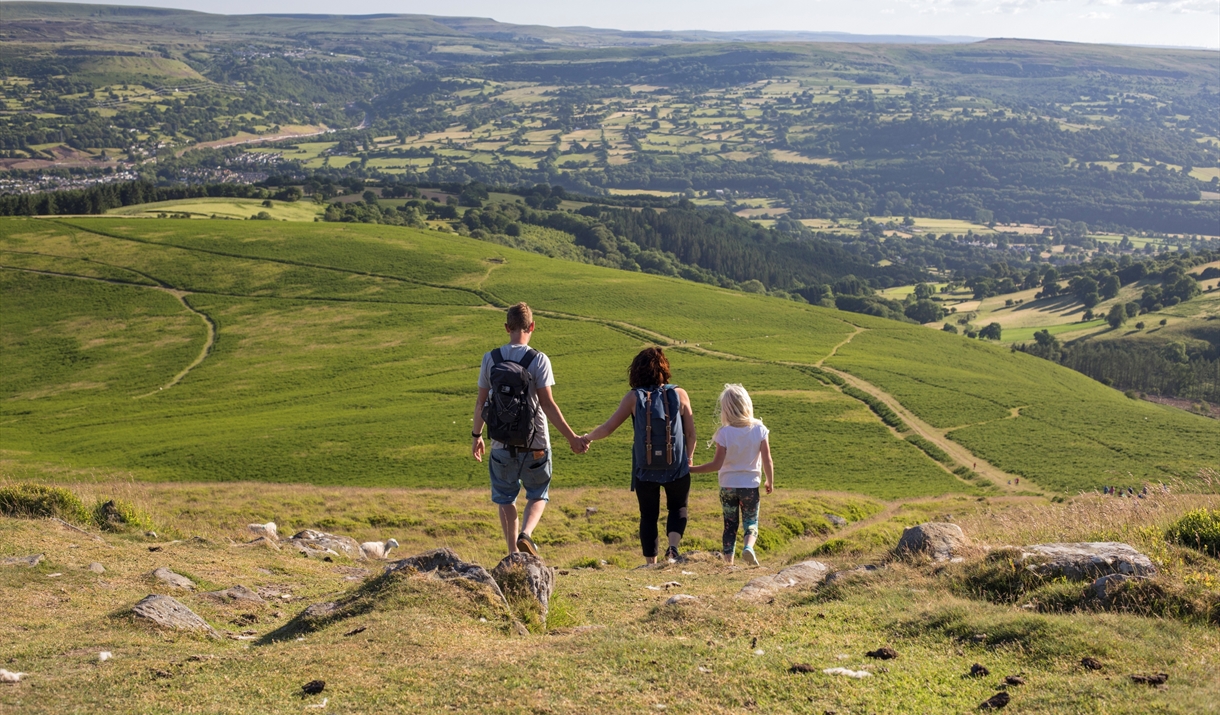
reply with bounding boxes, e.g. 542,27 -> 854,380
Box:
568,433 -> 591,455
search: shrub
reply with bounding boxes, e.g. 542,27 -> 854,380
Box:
841,386 -> 907,430
91,499 -> 156,532
905,434 -> 954,465
1166,509 -> 1220,557
0,483 -> 90,523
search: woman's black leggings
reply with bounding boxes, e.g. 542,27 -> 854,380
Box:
635,475 -> 691,558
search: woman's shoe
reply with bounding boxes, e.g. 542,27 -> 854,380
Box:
665,545 -> 680,563
742,547 -> 759,566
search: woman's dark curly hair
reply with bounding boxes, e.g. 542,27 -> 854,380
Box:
628,347 -> 671,388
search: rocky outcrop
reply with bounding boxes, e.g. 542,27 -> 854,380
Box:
385,547 -> 505,602
132,595 -> 217,636
896,522 -> 969,561
202,585 -> 265,605
1021,542 -> 1156,581
150,567 -> 194,590
289,530 -> 364,560
492,553 -> 556,620
1,554 -> 43,567
737,560 -> 830,602
1087,573 -> 1141,603
825,514 -> 848,527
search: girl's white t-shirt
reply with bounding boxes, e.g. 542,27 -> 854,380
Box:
713,422 -> 769,488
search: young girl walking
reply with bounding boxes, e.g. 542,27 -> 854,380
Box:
690,384 -> 773,566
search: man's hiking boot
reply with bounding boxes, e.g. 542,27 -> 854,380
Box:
516,532 -> 538,556
742,547 -> 759,567
665,545 -> 680,564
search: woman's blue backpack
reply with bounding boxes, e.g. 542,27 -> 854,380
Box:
631,385 -> 688,486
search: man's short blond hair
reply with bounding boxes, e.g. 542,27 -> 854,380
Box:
506,302 -> 533,332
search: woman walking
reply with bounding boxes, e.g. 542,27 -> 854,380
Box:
584,347 -> 695,564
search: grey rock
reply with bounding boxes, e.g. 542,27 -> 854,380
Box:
737,560 -> 830,602
492,552 -> 556,620
289,529 -> 364,560
825,513 -> 848,527
132,595 -> 216,636
665,594 -> 698,605
150,567 -> 194,590
88,562 -> 105,574
1022,542 -> 1156,581
896,522 -> 969,561
202,585 -> 266,605
2,554 -> 44,567
239,536 -> 280,551
386,548 -> 506,603
825,564 -> 882,585
300,602 -> 338,619
1087,573 -> 1142,602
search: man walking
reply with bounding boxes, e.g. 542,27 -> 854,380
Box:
472,302 -> 586,556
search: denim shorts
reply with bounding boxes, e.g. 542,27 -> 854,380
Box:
489,448 -> 552,505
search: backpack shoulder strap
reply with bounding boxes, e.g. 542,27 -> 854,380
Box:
516,347 -> 539,370
490,348 -> 507,365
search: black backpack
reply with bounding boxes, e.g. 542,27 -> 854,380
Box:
482,347 -> 539,448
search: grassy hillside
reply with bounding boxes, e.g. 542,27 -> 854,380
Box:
1,217 -> 1217,495
1,480 -> 1217,714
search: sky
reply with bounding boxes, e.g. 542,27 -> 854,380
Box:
39,0 -> 1220,48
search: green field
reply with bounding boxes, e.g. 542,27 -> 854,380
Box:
107,198 -> 324,221
1,217 -> 1217,496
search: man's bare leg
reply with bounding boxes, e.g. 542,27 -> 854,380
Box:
499,503 -> 520,554
521,499 -> 546,538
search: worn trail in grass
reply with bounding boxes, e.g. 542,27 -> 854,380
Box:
2,217 -> 1217,495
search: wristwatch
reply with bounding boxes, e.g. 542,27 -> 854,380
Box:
472,432 -> 482,438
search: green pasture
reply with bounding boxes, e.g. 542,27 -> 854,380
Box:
107,198 -> 324,221
1,217 -> 1217,497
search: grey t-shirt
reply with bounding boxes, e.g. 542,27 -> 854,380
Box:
478,343 -> 555,450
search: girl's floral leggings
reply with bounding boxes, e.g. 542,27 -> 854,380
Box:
720,487 -> 760,554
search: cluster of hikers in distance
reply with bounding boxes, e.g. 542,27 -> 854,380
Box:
472,303 -> 775,567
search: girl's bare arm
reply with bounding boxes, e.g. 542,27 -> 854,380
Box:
677,388 -> 696,463
585,392 -> 636,441
690,443 -> 726,474
760,436 -> 774,494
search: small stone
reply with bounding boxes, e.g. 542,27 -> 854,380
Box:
753,649 -> 765,656
1130,673 -> 1169,686
98,652 -> 112,662
131,595 -> 216,636
1080,657 -> 1103,671
47,573 -> 63,578
145,531 -> 157,539
825,513 -> 848,527
865,647 -> 898,660
970,633 -> 987,644
88,562 -> 105,574
585,507 -> 598,517
301,680 -> 326,695
1005,675 -> 1026,686
150,567 -> 194,590
665,594 -> 698,606
789,663 -> 816,673
0,669 -> 25,683
980,691 -> 1010,709
661,581 -> 682,589
201,585 -> 265,605
970,663 -> 990,678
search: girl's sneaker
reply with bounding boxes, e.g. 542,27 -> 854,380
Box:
742,547 -> 759,566
665,545 -> 680,563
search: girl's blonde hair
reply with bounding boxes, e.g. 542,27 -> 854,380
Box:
716,383 -> 757,428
